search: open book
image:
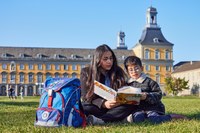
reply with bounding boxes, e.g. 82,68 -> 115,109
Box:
94,80 -> 142,105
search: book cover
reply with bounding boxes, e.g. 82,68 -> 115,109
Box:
94,80 -> 142,104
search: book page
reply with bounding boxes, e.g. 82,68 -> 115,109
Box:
117,86 -> 142,104
94,80 -> 117,100
117,86 -> 141,94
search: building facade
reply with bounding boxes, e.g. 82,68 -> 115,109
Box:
0,6 -> 174,96
172,61 -> 200,95
0,47 -> 133,96
132,6 -> 174,91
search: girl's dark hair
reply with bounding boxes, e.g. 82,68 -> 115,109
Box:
86,44 -> 126,100
124,56 -> 142,71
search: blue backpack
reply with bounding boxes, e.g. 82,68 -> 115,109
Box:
34,77 -> 86,127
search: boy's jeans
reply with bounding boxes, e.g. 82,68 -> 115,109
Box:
133,111 -> 171,124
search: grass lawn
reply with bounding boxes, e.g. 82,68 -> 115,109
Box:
0,96 -> 200,133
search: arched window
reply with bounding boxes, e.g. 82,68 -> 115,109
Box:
19,72 -> 24,83
72,73 -> 77,78
55,72 -> 60,78
28,73 -> 34,83
46,73 -> 51,79
2,72 -> 7,83
37,73 -> 43,83
10,72 -> 16,83
63,73 -> 69,78
10,61 -> 16,71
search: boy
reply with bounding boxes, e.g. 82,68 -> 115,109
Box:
124,56 -> 187,124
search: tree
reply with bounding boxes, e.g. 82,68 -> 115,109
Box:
165,77 -> 189,96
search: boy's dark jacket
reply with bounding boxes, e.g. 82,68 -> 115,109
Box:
127,73 -> 165,114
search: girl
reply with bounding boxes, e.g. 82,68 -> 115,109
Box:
80,44 -> 136,125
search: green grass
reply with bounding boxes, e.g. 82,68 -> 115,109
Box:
0,96 -> 200,133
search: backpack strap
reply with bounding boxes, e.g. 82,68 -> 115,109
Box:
48,89 -> 53,108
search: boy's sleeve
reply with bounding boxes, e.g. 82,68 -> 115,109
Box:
145,80 -> 162,104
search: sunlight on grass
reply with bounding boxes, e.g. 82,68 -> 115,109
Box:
0,96 -> 200,133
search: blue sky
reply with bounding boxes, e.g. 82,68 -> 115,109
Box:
0,0 -> 199,64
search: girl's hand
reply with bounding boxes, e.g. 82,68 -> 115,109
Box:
103,100 -> 120,109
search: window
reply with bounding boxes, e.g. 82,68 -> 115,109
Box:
145,49 -> 150,59
155,49 -> 160,60
153,38 -> 159,43
28,74 -> 34,83
55,64 -> 60,70
72,65 -> 77,71
55,73 -> 60,78
64,64 -> 68,70
19,74 -> 24,83
29,64 -> 33,70
165,50 -> 170,60
2,64 -> 7,70
10,74 -> 16,83
145,65 -> 150,71
81,64 -> 85,69
46,73 -> 51,79
20,64 -> 24,70
72,73 -> 77,78
166,66 -> 170,71
46,64 -> 51,70
155,65 -> 160,71
2,73 -> 7,83
10,62 -> 16,71
63,73 -> 68,78
37,74 -> 43,83
155,74 -> 160,84
38,64 -> 43,70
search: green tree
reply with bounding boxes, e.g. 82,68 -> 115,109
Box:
165,77 -> 189,96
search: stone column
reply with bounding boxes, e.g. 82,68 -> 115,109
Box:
6,84 -> 9,97
24,85 -> 27,96
33,85 -> 37,95
15,85 -> 18,96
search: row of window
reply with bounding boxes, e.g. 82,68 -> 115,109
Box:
1,73 -> 78,84
144,65 -> 171,71
2,62 -> 86,71
145,49 -> 171,60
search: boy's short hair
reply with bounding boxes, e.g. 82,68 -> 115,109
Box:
124,56 -> 142,71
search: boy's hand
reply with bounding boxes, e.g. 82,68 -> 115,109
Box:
103,100 -> 120,109
140,92 -> 147,100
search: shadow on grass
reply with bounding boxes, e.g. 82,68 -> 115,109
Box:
0,101 -> 39,107
188,113 -> 200,120
167,111 -> 200,121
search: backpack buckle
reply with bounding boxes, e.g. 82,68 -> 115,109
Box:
48,89 -> 53,96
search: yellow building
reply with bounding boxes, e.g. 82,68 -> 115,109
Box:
0,47 -> 133,96
133,6 -> 174,91
0,6 -> 174,96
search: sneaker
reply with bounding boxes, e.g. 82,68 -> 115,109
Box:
87,115 -> 105,125
123,114 -> 133,123
170,114 -> 188,120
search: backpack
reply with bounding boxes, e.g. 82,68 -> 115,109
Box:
34,77 -> 86,128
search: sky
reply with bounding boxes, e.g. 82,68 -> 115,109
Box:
0,0 -> 199,65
